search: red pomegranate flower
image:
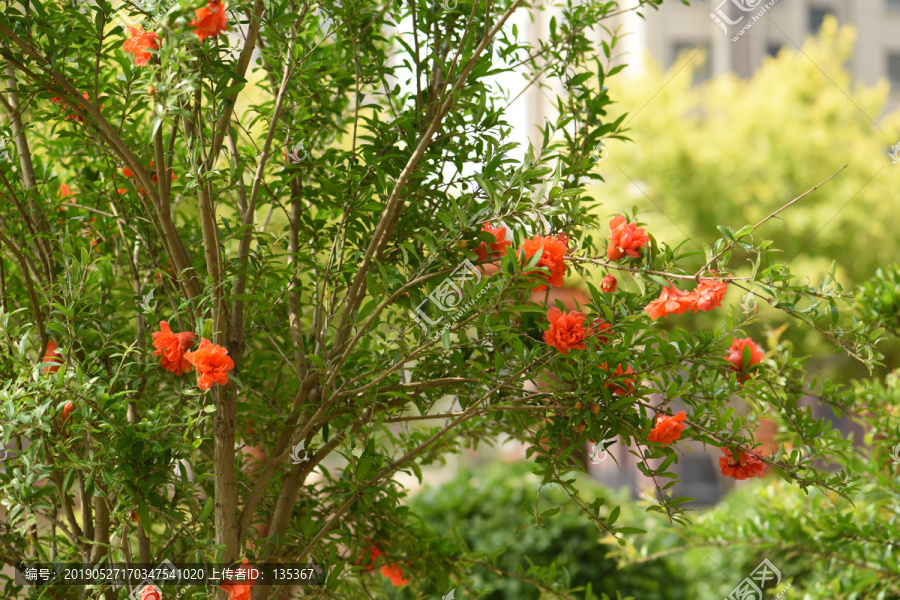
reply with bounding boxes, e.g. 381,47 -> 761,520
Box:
123,26 -> 160,67
184,338 -> 235,390
380,563 -> 408,587
151,321 -> 197,376
43,341 -> 63,374
600,274 -> 617,293
521,234 -> 568,291
475,222 -> 512,261
691,278 -> 728,312
357,545 -> 383,572
607,216 -> 649,261
191,1 -> 229,41
139,585 -> 162,600
61,402 -> 75,425
719,447 -> 767,480
50,92 -> 103,122
647,411 -> 687,445
219,559 -> 255,600
725,337 -> 764,372
600,363 -> 636,396
543,307 -> 590,354
644,284 -> 692,320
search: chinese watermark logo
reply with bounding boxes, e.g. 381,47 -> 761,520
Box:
0,136 -> 10,163
890,442 -> 900,465
588,442 -> 609,464
889,142 -> 900,164
128,559 -> 178,600
590,140 -> 609,163
0,448 -> 14,461
439,0 -> 457,11
289,441 -> 311,465
442,588 -> 456,600
725,558 -> 791,600
287,141 -> 307,164
412,259 -> 486,338
740,290 -> 758,316
710,0 -> 780,42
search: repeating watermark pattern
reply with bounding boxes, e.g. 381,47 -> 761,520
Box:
112,0 -> 177,30
138,288 -> 157,314
740,290 -> 758,316
590,140 -> 609,163
128,559 -> 177,600
889,142 -> 900,164
890,442 -> 900,465
439,0 -> 457,12
287,141 -> 307,164
709,0 -> 780,42
0,448 -> 15,461
412,259 -> 486,338
442,588 -> 456,600
289,441 -> 312,464
725,558 -> 791,600
588,442 -> 609,464
0,136 -> 10,162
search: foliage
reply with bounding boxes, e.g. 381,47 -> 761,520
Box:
0,1 -> 892,599
409,460 -> 690,600
597,16 -> 900,371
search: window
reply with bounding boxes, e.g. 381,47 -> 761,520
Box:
888,53 -> 900,87
671,42 -> 712,85
808,7 -> 834,33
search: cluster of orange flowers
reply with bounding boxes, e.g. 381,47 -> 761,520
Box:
151,321 -> 235,390
644,278 -> 729,320
476,223 -> 569,292
123,1 -> 229,67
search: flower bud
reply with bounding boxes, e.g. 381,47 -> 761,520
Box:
600,274 -> 617,293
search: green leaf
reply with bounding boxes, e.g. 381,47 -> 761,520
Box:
137,499 -> 151,537
198,496 -> 214,523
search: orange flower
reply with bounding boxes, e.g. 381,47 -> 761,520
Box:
61,401 -> 75,425
644,284 -> 692,320
139,585 -> 162,600
184,338 -> 235,390
151,321 -> 196,376
50,92 -> 102,122
607,216 -> 649,260
725,337 -> 764,372
131,509 -> 141,523
647,411 -> 687,445
191,1 -> 228,41
521,234 -> 568,291
690,278 -> 728,312
43,341 -> 63,374
123,26 -> 160,67
591,317 -> 612,344
718,447 -> 766,480
543,307 -> 590,354
600,274 -> 616,293
357,545 -> 383,572
600,363 -> 636,396
475,222 -> 512,261
380,563 -> 408,587
219,559 -> 256,600
57,184 -> 76,209
121,162 -> 176,196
